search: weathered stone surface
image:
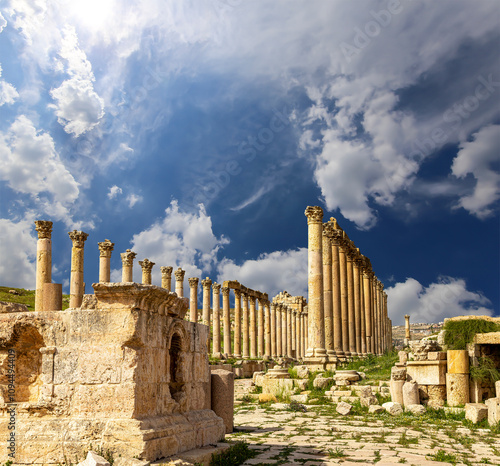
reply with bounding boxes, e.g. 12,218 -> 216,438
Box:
77,451 -> 110,466
465,403 -> 488,424
447,350 -> 469,374
382,401 -> 403,416
406,404 -> 426,415
402,380 -> 419,407
336,401 -> 352,415
290,394 -> 308,403
486,397 -> 500,425
115,458 -> 151,466
390,379 -> 404,405
253,371 -> 265,384
352,385 -> 372,397
418,384 -> 446,407
211,369 -> 234,434
261,378 -> 294,398
0,300 -> 29,313
313,375 -> 333,389
259,393 -> 277,403
295,365 -> 310,379
496,380 -> 500,397
427,351 -> 446,361
360,395 -> 378,407
446,373 -> 469,407
293,379 -> 308,391
334,370 -> 359,385
473,331 -> 500,344
409,340 -> 441,361
406,360 -> 446,385
369,405 -> 385,414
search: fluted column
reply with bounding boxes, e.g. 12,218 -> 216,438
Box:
222,286 -> 231,356
353,252 -> 362,356
276,304 -> 283,357
188,277 -> 199,323
339,238 -> 350,357
242,292 -> 250,359
98,239 -> 114,283
331,229 -> 344,357
212,282 -> 221,356
292,309 -> 298,359
385,294 -> 390,351
304,206 -> 326,359
139,258 -> 155,285
346,243 -> 357,357
234,289 -> 242,358
405,314 -> 410,340
372,278 -> 379,354
358,263 -> 367,355
264,301 -> 271,359
161,266 -> 173,291
202,277 -> 212,327
286,306 -> 293,358
258,298 -> 265,358
271,303 -> 277,358
362,263 -> 373,354
174,268 -> 185,298
322,223 -> 334,357
379,283 -> 384,353
249,296 -> 257,359
69,230 -> 88,308
282,305 -> 289,357
121,249 -> 136,283
35,220 -> 53,312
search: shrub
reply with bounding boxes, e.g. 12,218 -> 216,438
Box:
443,319 -> 500,350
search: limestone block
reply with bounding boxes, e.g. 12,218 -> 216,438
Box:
390,380 -> 404,405
334,390 -> 352,397
447,350 -> 469,374
382,401 -> 403,416
391,366 -> 407,381
290,394 -> 308,403
486,397 -> 500,425
258,393 -> 277,403
43,282 -> 62,311
253,371 -> 265,384
427,351 -> 446,361
398,350 -> 408,364
211,369 -> 234,434
334,370 -> 359,385
474,332 -> 500,344
406,360 -> 446,385
465,403 -> 488,424
313,376 -> 333,389
496,380 -> 500,397
336,401 -> 352,415
353,385 -> 372,398
254,373 -> 265,387
295,365 -> 310,379
360,396 -> 379,407
114,458 -> 150,466
294,379 -> 308,391
0,300 -> 29,313
446,373 -> 469,407
369,405 -> 385,414
261,378 -> 294,398
406,404 -> 426,415
77,451 -> 110,466
380,387 -> 391,397
402,380 -> 420,407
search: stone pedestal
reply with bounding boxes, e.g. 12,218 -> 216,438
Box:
42,283 -> 62,312
407,360 -> 447,385
211,369 -> 234,433
446,373 -> 469,407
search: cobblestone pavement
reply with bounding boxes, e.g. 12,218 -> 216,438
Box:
226,401 -> 500,466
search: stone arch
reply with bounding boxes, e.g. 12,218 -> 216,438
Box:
0,323 -> 44,403
165,321 -> 190,411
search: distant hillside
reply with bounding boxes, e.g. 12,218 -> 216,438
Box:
0,286 -> 70,310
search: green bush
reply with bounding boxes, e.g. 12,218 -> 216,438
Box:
470,356 -> 500,384
443,319 -> 500,350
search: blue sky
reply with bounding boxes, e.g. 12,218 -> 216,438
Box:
0,0 -> 498,325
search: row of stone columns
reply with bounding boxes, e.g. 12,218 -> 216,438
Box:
304,206 -> 391,367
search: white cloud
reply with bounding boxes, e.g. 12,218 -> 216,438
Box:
0,65 -> 19,106
216,248 -> 308,300
451,124 -> 500,219
0,12 -> 6,32
0,115 -> 80,224
111,200 -> 229,284
107,185 -> 122,199
386,276 -> 493,326
0,216 -> 36,289
126,193 -> 143,208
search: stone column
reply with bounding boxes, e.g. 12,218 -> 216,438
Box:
174,268 -> 185,298
202,277 -> 212,328
222,286 -> 231,356
139,258 -> 155,285
271,303 -> 277,358
161,266 -> 173,291
212,282 -> 221,357
258,298 -> 265,358
353,252 -> 362,356
287,307 -> 293,358
339,238 -> 350,357
264,301 -> 271,359
404,314 -> 410,341
282,305 -> 288,358
234,289 -> 242,358
276,304 -> 282,357
249,296 -> 257,359
35,220 -> 53,312
331,229 -> 343,358
304,206 -> 326,359
358,263 -> 367,355
242,292 -> 250,359
292,309 -> 298,359
188,277 -> 199,323
378,282 -> 384,354
296,303 -> 302,359
121,249 -> 136,283
98,239 -> 114,283
385,294 -> 390,351
362,261 -> 373,354
322,223 -> 334,358
346,243 -> 357,357
68,230 -> 88,308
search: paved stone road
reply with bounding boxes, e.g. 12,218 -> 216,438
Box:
226,400 -> 500,466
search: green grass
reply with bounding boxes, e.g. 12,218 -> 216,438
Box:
443,319 -> 500,350
328,447 -> 346,458
470,356 -> 500,384
210,441 -> 257,466
427,449 -> 459,465
338,350 -> 398,380
0,286 -> 70,310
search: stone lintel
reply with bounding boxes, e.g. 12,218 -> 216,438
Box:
92,282 -> 189,318
473,331 -> 500,344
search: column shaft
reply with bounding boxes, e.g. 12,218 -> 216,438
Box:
323,225 -> 334,357
189,277 -> 199,323
258,299 -> 265,357
212,283 -> 221,356
264,302 -> 271,358
339,242 -> 350,356
234,290 -> 242,358
353,258 -> 362,356
271,303 -> 277,358
35,220 -> 53,312
69,230 -> 88,308
161,266 -> 173,291
98,239 -> 114,283
249,296 -> 257,359
332,234 -> 343,357
242,293 -> 250,359
222,287 -> 231,356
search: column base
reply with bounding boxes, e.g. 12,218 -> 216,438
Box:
303,356 -> 329,371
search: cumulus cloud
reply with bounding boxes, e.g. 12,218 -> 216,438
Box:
0,115 -> 80,224
386,276 -> 493,326
451,124 -> 500,219
111,200 -> 229,283
107,185 -> 123,199
126,193 -> 143,208
0,216 -> 36,289
0,65 -> 19,106
216,248 -> 308,300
